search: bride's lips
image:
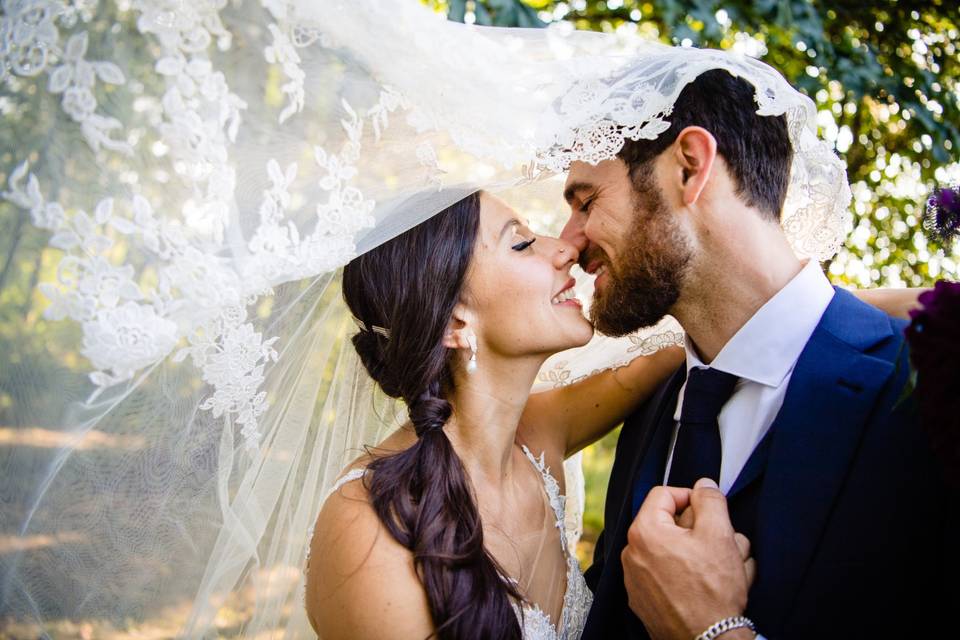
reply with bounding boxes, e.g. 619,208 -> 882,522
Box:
551,277 -> 582,308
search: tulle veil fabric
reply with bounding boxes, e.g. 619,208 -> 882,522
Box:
0,0 -> 850,637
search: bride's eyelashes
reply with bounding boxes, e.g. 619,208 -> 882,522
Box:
511,237 -> 537,251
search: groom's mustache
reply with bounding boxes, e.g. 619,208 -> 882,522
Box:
579,244 -> 611,274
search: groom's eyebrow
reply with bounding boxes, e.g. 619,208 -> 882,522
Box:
563,182 -> 593,204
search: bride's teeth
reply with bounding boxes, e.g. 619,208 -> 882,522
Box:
552,288 -> 578,304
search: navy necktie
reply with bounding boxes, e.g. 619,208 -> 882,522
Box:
666,367 -> 739,488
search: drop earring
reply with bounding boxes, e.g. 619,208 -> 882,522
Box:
466,332 -> 478,373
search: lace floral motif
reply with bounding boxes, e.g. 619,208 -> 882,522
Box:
262,0 -> 306,124
518,446 -> 593,640
536,329 -> 685,392
415,141 -> 446,190
627,330 -> 685,355
2,0 -> 408,450
2,0 -> 131,153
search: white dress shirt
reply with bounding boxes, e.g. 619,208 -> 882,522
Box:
663,259 -> 836,494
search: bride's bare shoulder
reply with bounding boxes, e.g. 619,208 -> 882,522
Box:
335,422 -> 419,475
305,425 -> 431,639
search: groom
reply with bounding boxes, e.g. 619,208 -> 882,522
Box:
560,69 -> 958,639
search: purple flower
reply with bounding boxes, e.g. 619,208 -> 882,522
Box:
923,184 -> 960,245
905,280 -> 960,488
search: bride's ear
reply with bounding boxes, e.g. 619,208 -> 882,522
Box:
672,126 -> 717,206
442,303 -> 474,350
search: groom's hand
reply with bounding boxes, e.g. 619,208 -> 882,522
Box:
621,478 -> 753,640
676,505 -> 755,588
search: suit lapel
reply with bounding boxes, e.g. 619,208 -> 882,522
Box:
747,291 -> 897,632
727,428 -> 772,498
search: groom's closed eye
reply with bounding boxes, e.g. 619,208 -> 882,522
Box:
563,182 -> 597,212
578,196 -> 596,215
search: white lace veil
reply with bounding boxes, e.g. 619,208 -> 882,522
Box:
0,0 -> 850,637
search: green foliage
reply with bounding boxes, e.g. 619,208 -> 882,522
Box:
444,0 -> 547,26
577,425 -> 618,567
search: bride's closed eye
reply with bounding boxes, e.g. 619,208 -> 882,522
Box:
511,237 -> 537,251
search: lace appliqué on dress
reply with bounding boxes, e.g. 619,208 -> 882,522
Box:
515,445 -> 593,640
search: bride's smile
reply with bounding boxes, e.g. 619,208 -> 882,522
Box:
462,192 -> 594,359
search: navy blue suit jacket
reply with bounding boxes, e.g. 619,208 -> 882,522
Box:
581,289 -> 959,639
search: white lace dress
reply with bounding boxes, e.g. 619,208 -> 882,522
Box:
510,445 -> 593,639
317,445 -> 592,639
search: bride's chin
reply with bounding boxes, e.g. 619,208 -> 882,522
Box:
561,323 -> 595,350
529,321 -> 594,357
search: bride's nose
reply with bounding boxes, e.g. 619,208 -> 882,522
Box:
551,237 -> 579,269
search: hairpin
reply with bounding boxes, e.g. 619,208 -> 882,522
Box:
352,316 -> 391,339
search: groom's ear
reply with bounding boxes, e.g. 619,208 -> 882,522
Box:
671,126 -> 717,207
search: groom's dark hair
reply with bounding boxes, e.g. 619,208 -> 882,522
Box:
618,69 -> 793,221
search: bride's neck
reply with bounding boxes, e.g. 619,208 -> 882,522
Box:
444,353 -> 543,489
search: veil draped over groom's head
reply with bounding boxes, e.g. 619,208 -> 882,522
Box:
565,67 -> 802,336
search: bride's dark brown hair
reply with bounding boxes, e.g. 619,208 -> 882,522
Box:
342,191 -> 523,639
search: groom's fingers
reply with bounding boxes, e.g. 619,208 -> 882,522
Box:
689,477 -> 735,537
637,485 -> 692,527
744,557 -> 757,588
734,532 -> 750,560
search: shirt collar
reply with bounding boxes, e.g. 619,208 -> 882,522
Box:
682,259 -> 836,388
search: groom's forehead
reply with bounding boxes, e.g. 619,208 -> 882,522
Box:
563,159 -> 628,201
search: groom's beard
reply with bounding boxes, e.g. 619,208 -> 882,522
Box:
590,180 -> 691,337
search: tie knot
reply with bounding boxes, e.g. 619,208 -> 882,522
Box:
680,367 -> 739,424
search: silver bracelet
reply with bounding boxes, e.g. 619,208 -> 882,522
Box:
694,615 -> 757,640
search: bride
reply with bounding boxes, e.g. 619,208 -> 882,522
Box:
304,190 -> 918,639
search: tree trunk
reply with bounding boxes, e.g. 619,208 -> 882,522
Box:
21,247 -> 44,319
0,209 -> 27,296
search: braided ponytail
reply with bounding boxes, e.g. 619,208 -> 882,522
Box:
343,192 -> 523,639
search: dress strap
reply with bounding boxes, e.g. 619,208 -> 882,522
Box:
520,445 -> 568,552
324,467 -> 367,503
304,467 -> 369,584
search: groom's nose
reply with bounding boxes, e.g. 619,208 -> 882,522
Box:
559,211 -> 589,254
